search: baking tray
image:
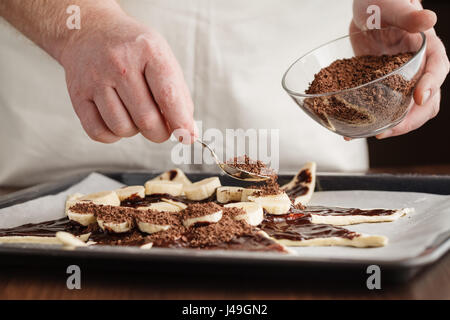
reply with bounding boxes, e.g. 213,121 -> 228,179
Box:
0,171 -> 449,283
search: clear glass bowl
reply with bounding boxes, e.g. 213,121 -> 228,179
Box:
282,27 -> 426,138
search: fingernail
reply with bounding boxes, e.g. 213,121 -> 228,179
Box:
377,129 -> 392,139
421,89 -> 431,105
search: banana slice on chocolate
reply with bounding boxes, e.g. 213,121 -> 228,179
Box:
137,221 -> 171,234
150,168 -> 192,187
161,198 -> 188,210
248,192 -> 291,215
224,202 -> 264,226
66,191 -> 120,226
56,231 -> 89,248
137,201 -> 183,212
115,186 -> 145,201
78,191 -> 121,206
95,205 -> 134,233
184,177 -> 221,201
144,180 -> 183,196
136,210 -> 177,234
216,186 -> 244,203
240,188 -> 261,202
281,162 -> 316,205
182,203 -> 223,227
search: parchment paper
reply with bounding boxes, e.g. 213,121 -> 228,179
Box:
0,173 -> 124,229
0,173 -> 449,262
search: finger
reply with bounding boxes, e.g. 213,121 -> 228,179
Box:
414,38 -> 450,105
353,0 -> 436,32
376,91 -> 440,139
74,100 -> 121,143
116,72 -> 171,143
144,46 -> 196,144
94,87 -> 138,137
380,0 -> 436,32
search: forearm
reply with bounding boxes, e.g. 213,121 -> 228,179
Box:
0,0 -> 124,62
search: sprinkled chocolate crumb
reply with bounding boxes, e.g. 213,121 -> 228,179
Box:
226,155 -> 276,177
293,203 -> 306,210
70,203 -> 135,224
183,202 -> 223,219
222,207 -> 247,218
186,214 -> 254,247
135,209 -> 180,226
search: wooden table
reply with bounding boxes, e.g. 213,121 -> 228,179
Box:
0,165 -> 449,300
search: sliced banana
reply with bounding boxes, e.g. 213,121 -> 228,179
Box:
115,186 -> 145,201
248,192 -> 291,215
67,210 -> 97,226
161,198 -> 188,210
97,219 -> 133,233
56,231 -> 88,248
140,242 -> 154,249
281,162 -> 316,205
240,188 -> 261,202
78,191 -> 121,206
224,202 -> 264,226
183,210 -> 223,228
216,186 -> 244,203
65,193 -> 84,215
136,210 -> 176,234
150,168 -> 192,187
144,180 -> 183,196
184,177 -> 221,201
66,191 -> 120,226
137,202 -> 183,212
137,221 -> 171,234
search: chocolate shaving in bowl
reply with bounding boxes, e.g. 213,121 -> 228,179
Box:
304,52 -> 417,133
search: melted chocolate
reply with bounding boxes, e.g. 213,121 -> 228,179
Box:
293,206 -> 396,216
0,215 -> 284,252
121,193 -> 217,208
205,234 -> 287,252
284,169 -> 311,200
260,213 -> 358,241
0,217 -> 69,237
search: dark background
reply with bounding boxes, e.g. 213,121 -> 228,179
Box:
368,0 -> 450,172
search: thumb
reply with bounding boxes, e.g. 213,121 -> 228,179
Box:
380,0 -> 436,32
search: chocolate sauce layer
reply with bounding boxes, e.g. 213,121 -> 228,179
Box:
0,217 -> 69,237
261,213 -> 358,241
121,193 -> 216,208
296,206 -> 396,216
284,169 -> 311,200
0,215 -> 285,252
205,234 -> 287,252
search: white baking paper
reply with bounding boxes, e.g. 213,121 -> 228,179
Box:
0,173 -> 124,229
298,190 -> 450,261
0,173 -> 449,263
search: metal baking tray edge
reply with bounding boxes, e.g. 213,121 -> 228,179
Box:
0,170 -> 449,283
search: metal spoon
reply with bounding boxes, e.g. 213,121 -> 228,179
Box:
196,139 -> 271,182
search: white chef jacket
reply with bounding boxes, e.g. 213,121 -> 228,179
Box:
0,0 -> 368,187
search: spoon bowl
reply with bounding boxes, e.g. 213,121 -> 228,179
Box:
196,139 -> 271,182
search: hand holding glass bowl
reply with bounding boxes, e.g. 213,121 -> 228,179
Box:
282,27 -> 426,138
